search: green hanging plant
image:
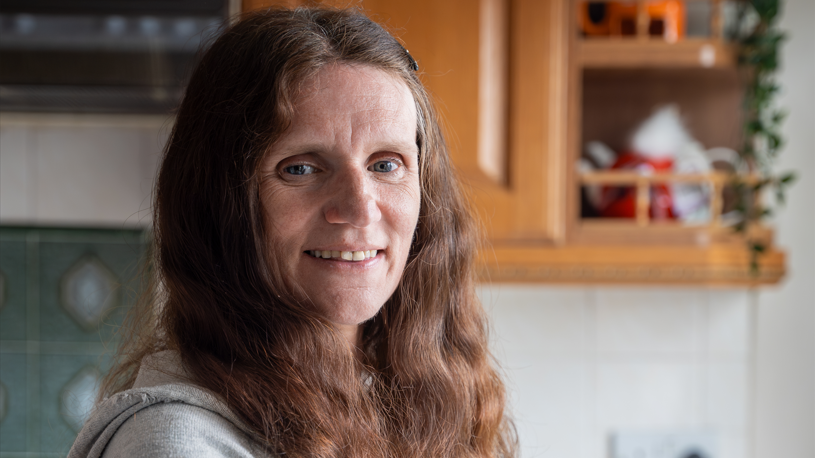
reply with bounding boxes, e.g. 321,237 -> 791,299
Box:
729,0 -> 795,273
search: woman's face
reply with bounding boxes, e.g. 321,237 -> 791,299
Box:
259,64 -> 421,341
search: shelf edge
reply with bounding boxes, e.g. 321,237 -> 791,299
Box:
478,244 -> 785,285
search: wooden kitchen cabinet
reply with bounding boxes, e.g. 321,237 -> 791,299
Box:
242,0 -> 785,285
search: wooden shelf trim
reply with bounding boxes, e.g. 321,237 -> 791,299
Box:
580,171 -> 741,227
578,39 -> 737,68
579,170 -> 757,185
578,170 -> 767,228
478,244 -> 785,285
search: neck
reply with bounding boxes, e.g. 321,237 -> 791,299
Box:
337,323 -> 361,350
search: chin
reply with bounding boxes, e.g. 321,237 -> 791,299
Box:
318,299 -> 385,328
306,287 -> 388,327
314,294 -> 390,326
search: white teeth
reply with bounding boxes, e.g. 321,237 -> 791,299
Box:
308,249 -> 379,261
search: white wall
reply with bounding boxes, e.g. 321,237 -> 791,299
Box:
754,0 -> 815,456
0,114 -> 168,227
481,285 -> 753,458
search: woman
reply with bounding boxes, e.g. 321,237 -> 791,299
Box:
70,6 -> 516,458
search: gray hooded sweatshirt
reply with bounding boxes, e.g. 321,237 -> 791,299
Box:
68,351 -> 275,458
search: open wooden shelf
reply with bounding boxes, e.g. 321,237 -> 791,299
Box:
482,170 -> 785,285
482,176 -> 785,285
579,38 -> 737,69
557,0 -> 785,286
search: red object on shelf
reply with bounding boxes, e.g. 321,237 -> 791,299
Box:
579,1 -> 686,42
600,152 -> 676,220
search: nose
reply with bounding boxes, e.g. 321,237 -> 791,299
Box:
323,168 -> 382,227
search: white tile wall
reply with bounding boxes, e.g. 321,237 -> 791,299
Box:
705,363 -> 748,429
0,125 -> 32,219
483,285 -> 590,358
596,361 -> 699,428
717,430 -> 747,458
706,290 -> 750,361
595,288 -> 702,356
509,361 -> 587,458
36,126 -> 145,224
0,114 -> 167,227
483,285 -> 752,458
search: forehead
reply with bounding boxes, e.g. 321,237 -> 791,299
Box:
287,64 -> 417,134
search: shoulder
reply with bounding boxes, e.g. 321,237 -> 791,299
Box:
69,382 -> 274,458
101,400 -> 260,458
70,352 -> 275,458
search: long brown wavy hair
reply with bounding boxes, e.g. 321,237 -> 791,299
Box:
103,6 -> 516,457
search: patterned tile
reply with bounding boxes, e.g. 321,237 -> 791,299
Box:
59,256 -> 119,332
0,240 -> 27,341
0,353 -> 28,452
0,269 -> 6,312
0,227 -> 145,455
39,239 -> 141,343
59,366 -> 102,433
0,380 -> 7,422
39,354 -> 107,453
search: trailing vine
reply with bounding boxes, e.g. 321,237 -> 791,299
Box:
731,0 -> 795,272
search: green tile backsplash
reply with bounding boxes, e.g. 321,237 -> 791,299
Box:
0,227 -> 146,457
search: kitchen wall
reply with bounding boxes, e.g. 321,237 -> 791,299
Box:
0,1 -> 811,457
481,285 -> 755,458
0,114 -> 166,228
753,0 -> 815,456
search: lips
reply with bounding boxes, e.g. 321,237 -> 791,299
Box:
305,249 -> 378,262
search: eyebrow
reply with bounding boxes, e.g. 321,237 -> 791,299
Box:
270,138 -> 419,159
373,140 -> 419,155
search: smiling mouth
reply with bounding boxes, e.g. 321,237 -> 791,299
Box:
306,250 -> 378,262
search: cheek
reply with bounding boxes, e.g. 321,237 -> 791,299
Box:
383,180 -> 421,250
260,185 -> 314,250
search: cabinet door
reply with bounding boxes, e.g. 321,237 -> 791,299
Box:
243,0 -> 571,245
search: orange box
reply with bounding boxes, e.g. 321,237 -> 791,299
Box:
579,0 -> 686,42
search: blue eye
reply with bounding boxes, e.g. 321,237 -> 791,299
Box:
283,164 -> 315,175
371,161 -> 397,173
